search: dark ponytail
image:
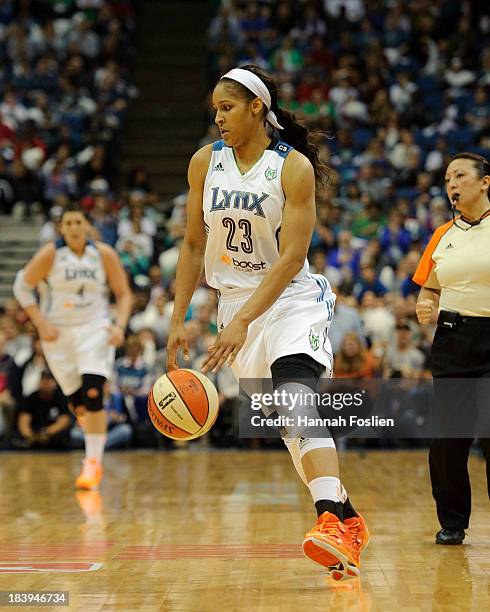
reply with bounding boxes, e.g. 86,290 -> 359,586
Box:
221,64 -> 331,190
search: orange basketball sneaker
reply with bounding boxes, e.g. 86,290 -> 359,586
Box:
303,512 -> 358,573
326,514 -> 370,581
75,459 -> 103,490
345,514 -> 370,556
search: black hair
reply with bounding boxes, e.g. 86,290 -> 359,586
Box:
60,201 -> 90,221
220,65 -> 331,190
448,152 -> 490,202
448,152 -> 490,180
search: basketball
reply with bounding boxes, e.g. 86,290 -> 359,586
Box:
147,369 -> 219,440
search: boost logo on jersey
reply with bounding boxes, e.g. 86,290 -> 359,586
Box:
220,253 -> 266,271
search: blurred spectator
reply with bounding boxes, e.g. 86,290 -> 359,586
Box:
147,265 -> 166,304
158,218 -> 184,281
444,57 -> 474,93
78,145 -> 117,195
119,190 -> 157,238
126,166 -> 159,205
389,129 -> 420,170
0,315 -> 32,364
351,199 -> 387,240
114,334 -> 152,423
12,370 -> 71,449
136,329 -> 158,370
360,292 -> 395,344
91,194 -> 119,246
18,336 -> 47,398
129,294 -> 171,346
0,331 -> 18,439
389,72 -> 417,113
384,320 -> 425,379
334,332 -> 377,378
327,230 -> 361,278
39,203 -> 64,244
329,290 -> 365,355
117,236 -> 151,282
465,87 -> 490,135
354,263 -> 388,302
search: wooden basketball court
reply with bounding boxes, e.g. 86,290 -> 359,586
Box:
0,449 -> 488,611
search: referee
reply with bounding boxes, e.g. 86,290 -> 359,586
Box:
414,152 -> 490,545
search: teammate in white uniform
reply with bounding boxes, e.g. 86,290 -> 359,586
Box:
14,203 -> 132,489
166,65 -> 369,579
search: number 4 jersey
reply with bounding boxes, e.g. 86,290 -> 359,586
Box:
38,238 -> 110,326
203,137 -> 312,297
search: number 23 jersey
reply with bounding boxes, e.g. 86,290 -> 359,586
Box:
203,137 -> 311,296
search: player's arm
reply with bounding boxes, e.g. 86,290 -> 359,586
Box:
13,243 -> 58,341
235,150 -> 316,323
166,145 -> 211,370
201,151 -> 316,374
98,242 -> 134,347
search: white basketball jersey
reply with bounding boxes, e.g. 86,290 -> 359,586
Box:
38,239 -> 110,326
203,137 -> 312,296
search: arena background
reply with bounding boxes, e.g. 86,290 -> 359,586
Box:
0,1 -> 489,610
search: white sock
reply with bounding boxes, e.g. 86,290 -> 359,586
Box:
84,433 -> 107,463
308,476 -> 343,503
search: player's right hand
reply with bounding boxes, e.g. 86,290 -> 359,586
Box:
416,299 -> 435,324
166,323 -> 190,371
36,319 -> 59,342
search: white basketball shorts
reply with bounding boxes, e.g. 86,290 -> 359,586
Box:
217,278 -> 335,380
41,319 -> 115,396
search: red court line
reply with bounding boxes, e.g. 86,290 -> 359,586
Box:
116,544 -> 304,560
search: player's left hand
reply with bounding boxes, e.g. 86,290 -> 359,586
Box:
106,324 -> 125,347
201,318 -> 248,374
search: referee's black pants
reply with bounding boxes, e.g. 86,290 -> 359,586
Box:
430,317 -> 490,531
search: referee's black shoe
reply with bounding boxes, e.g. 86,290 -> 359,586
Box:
435,529 -> 465,545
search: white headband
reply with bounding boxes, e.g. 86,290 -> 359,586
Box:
220,68 -> 284,130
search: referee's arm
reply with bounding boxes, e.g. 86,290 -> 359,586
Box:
416,287 -> 440,325
413,225 -> 446,325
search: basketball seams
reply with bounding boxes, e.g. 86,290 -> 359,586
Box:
167,370 -> 210,427
148,369 -> 219,441
147,393 -> 193,439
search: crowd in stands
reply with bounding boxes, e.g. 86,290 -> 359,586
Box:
0,0 -> 138,220
1,0 -> 489,450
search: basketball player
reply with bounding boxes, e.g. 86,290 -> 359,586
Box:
13,203 -> 132,489
166,65 -> 369,579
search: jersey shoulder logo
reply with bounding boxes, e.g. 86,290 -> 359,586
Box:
213,162 -> 224,172
265,167 -> 277,181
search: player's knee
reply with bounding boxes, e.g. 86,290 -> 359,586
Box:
67,388 -> 84,416
81,374 -> 105,412
271,353 -> 324,389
